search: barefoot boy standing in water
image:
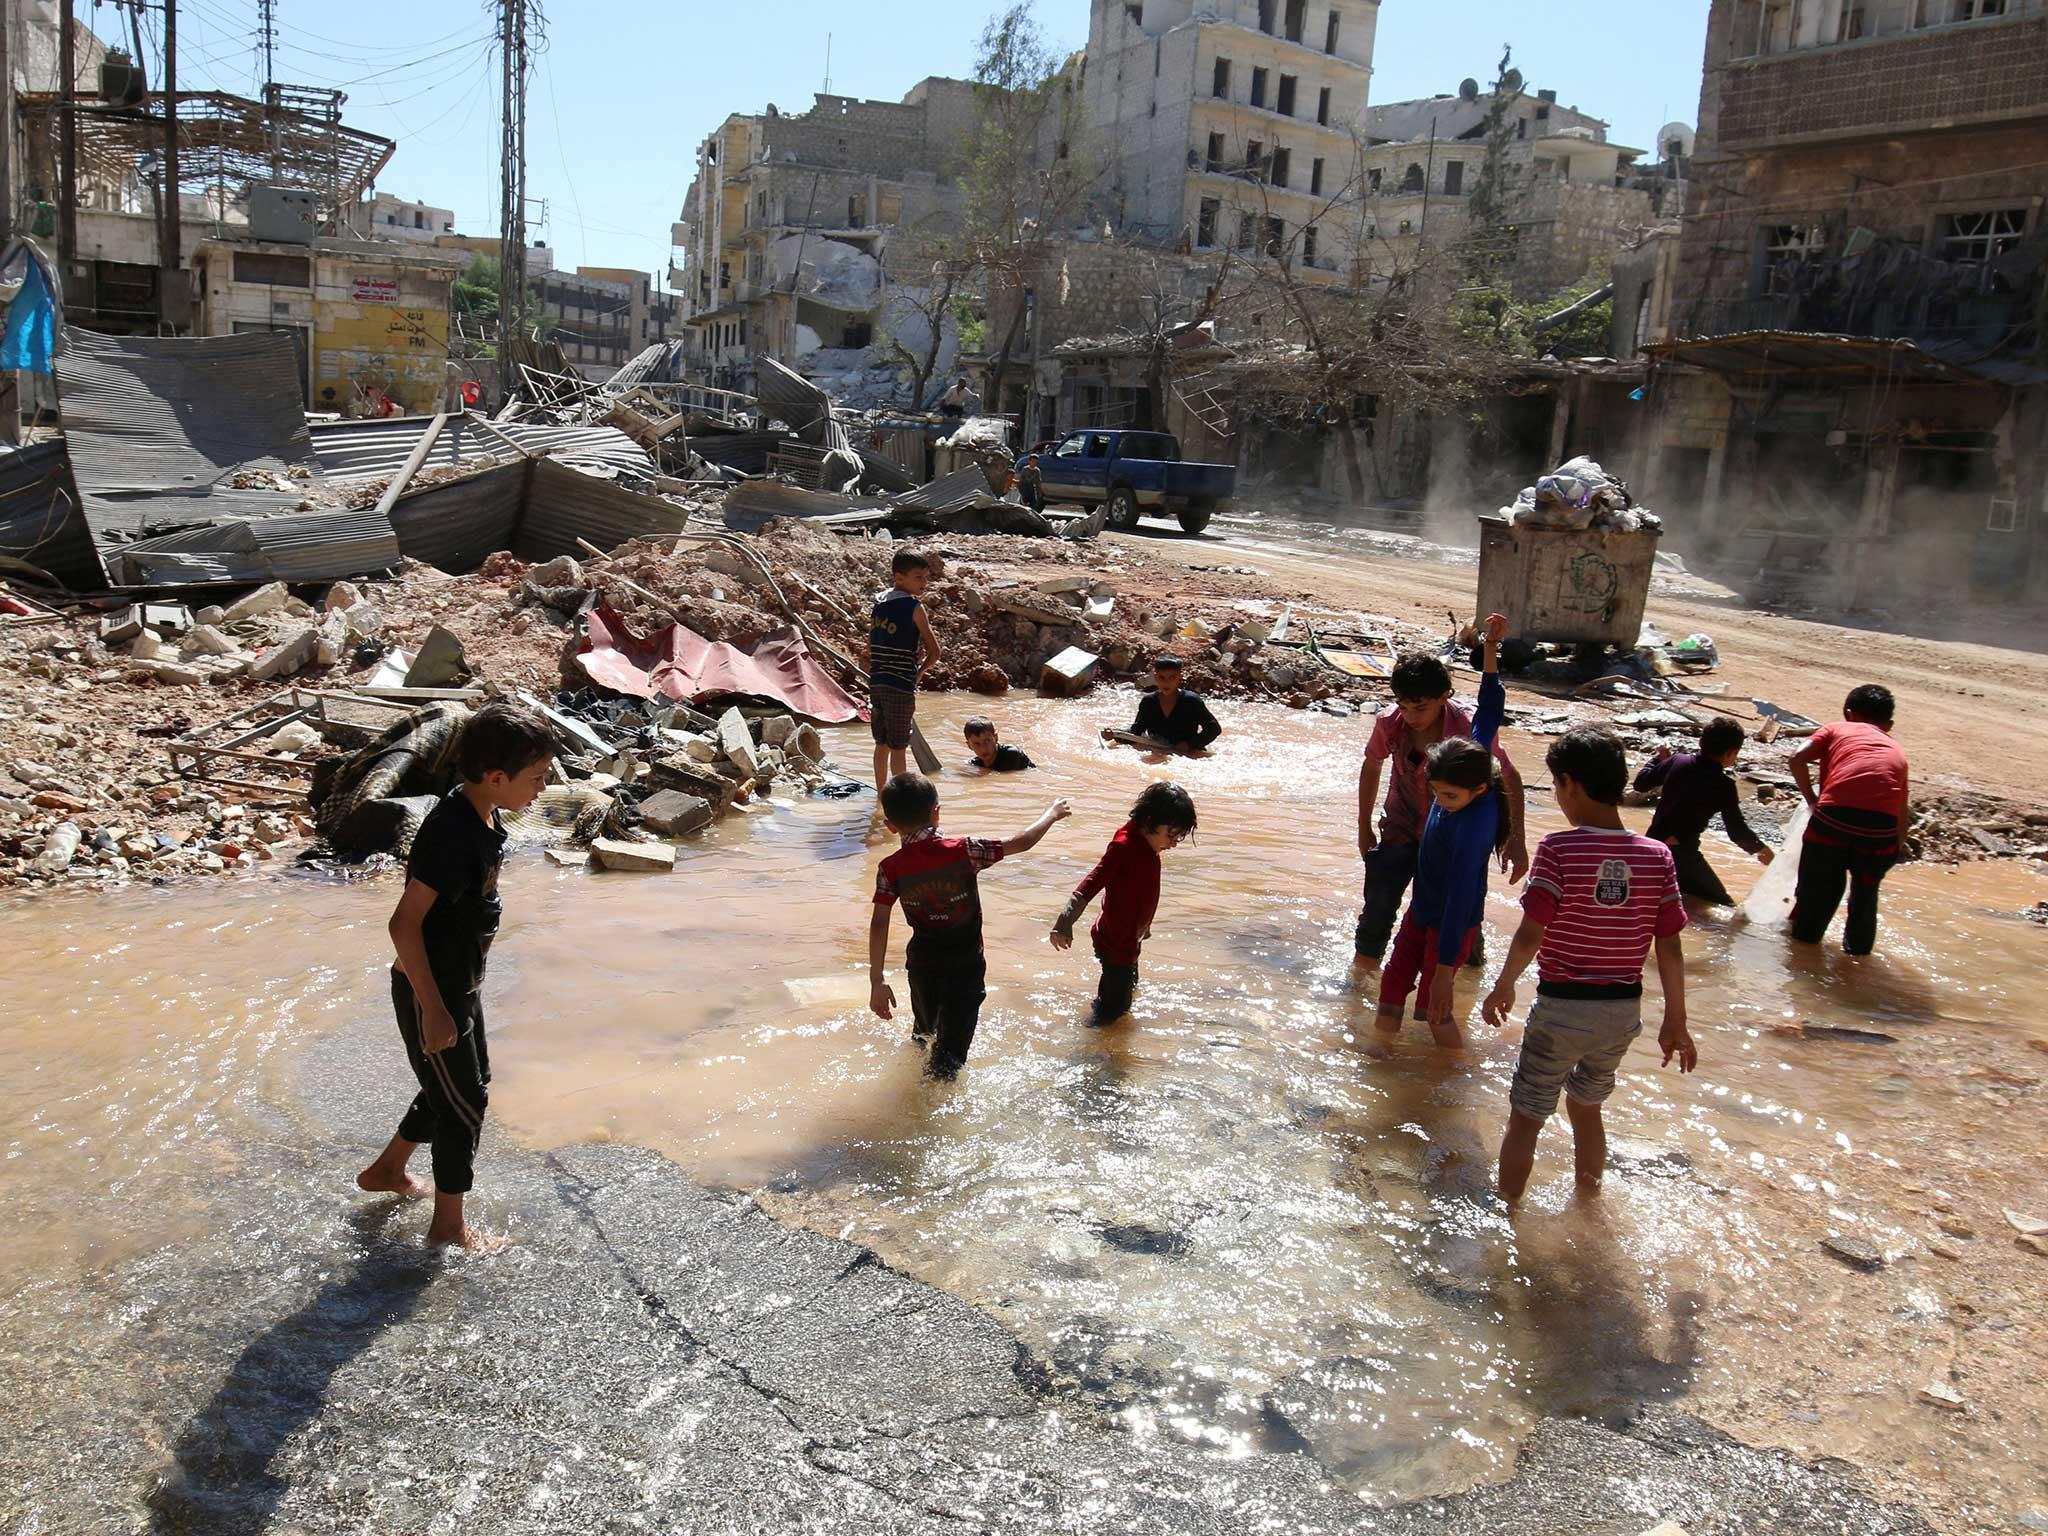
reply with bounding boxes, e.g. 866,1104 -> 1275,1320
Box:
356,703 -> 554,1250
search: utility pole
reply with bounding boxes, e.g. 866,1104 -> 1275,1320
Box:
497,0 -> 530,386
257,0 -> 276,94
57,0 -> 75,265
0,0 -> 14,244
162,0 -> 179,294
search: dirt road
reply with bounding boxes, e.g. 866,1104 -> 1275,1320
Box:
1122,516 -> 2048,807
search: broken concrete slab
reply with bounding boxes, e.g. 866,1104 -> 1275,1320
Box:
99,606 -> 145,644
251,625 -> 319,682
716,706 -> 758,777
184,624 -> 241,657
143,659 -> 207,685
543,847 -> 587,868
592,837 -> 675,873
314,610 -> 350,666
129,630 -> 167,662
222,582 -> 290,624
324,582 -> 362,612
646,755 -> 738,813
405,625 -> 470,688
142,603 -> 191,636
760,715 -> 798,749
637,789 -> 713,838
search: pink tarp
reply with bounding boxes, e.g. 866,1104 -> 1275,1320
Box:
578,604 -> 866,723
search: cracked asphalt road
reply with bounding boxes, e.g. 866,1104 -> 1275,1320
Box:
0,1020 -> 1936,1536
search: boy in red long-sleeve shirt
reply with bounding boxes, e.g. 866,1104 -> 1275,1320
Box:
1050,782 -> 1198,1024
1789,683 -> 1909,956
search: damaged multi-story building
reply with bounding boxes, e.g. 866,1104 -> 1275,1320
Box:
672,80 -> 983,403
1357,83 -> 1681,296
1642,0 -> 2048,604
1080,0 -> 1375,278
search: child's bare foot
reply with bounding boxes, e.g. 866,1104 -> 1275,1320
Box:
356,1165 -> 431,1199
428,1223 -> 509,1253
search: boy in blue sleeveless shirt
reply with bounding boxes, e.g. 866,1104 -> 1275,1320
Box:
870,548 -> 942,790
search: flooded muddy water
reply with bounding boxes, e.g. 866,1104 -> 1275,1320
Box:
3,695 -> 2044,1515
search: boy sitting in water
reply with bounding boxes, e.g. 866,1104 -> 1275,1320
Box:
964,716 -> 1034,773
1633,719 -> 1772,906
356,702 -> 555,1251
1481,727 -> 1694,1206
1103,656 -> 1221,756
869,772 -> 1071,1078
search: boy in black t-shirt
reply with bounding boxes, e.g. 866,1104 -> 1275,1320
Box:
964,715 -> 1035,773
356,702 -> 554,1251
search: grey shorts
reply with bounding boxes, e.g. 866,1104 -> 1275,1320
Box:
870,686 -> 915,749
1509,994 -> 1643,1121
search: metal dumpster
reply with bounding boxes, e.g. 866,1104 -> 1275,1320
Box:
1474,513 -> 1661,649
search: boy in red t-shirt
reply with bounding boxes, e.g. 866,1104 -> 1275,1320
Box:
1788,684 -> 1908,956
1481,727 -> 1695,1205
1050,781 -> 1198,1025
869,773 -> 1070,1077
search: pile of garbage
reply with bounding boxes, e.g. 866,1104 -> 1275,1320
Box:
1502,456 -> 1663,535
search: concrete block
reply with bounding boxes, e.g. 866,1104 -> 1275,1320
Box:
99,605 -> 144,644
222,581 -> 290,624
638,789 -> 713,837
184,624 -> 241,656
324,582 -> 362,611
544,847 -> 587,868
314,610 -> 350,666
592,837 -> 675,873
129,630 -> 167,662
760,715 -> 798,748
195,605 -> 225,626
142,603 -> 191,635
1039,645 -> 1099,696
251,624 -> 319,681
146,660 -> 207,685
716,706 -> 758,776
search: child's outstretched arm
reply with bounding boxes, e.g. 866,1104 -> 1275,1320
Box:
868,904 -> 896,1019
1480,912 -> 1544,1030
390,880 -> 459,1054
1051,843 -> 1115,950
1003,799 -> 1072,856
1654,932 -> 1695,1071
1472,613 -> 1508,749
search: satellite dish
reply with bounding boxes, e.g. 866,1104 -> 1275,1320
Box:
1458,77 -> 1480,102
1501,66 -> 1523,93
1658,121 -> 1696,159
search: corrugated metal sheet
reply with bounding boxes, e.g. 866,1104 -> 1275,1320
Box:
111,506 -> 401,584
515,459 -> 693,562
56,329 -> 321,537
690,430 -> 787,476
309,414 -> 657,483
387,459 -> 528,574
0,439 -> 105,589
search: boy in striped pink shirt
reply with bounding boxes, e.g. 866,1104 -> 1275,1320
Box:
1481,727 -> 1696,1204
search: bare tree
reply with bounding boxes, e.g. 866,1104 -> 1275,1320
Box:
961,4 -> 1104,412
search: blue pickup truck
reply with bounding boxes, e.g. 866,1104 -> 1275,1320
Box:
1022,429 -> 1234,535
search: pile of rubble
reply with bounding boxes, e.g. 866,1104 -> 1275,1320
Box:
105,580 -> 384,689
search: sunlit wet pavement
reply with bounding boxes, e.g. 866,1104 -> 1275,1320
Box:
2,695 -> 2042,1532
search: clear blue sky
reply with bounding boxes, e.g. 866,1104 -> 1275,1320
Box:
160,0 -> 1710,282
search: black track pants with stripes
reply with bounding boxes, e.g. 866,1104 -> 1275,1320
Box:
392,971 -> 491,1195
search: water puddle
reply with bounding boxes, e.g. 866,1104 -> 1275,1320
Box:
2,694 -> 2042,1507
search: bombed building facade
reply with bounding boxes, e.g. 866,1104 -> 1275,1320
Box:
672,80 -> 983,403
1643,0 -> 2048,604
